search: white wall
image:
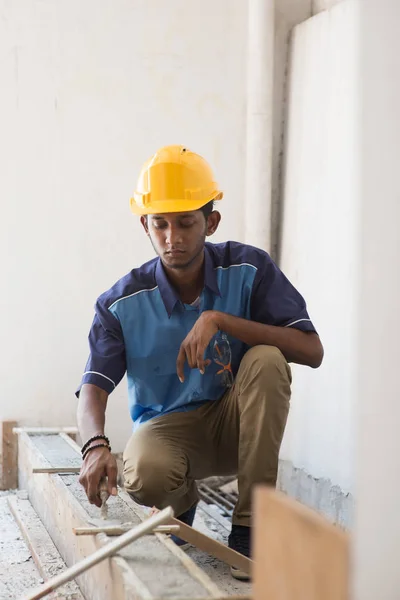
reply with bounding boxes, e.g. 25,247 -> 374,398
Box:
272,0 -> 312,258
0,0 -> 247,450
354,0 -> 400,596
279,1 -> 357,493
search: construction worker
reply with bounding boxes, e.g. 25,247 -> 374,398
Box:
76,145 -> 323,580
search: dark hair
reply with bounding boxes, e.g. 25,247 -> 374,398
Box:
199,201 -> 214,219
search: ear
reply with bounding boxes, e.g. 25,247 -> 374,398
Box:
140,215 -> 150,235
206,211 -> 221,237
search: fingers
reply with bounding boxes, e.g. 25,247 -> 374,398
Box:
79,455 -> 112,506
86,471 -> 102,507
176,345 -> 186,383
177,342 -> 210,380
185,344 -> 197,369
106,461 -> 118,496
196,347 -> 206,374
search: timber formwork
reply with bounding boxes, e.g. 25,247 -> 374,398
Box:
17,431 -> 224,600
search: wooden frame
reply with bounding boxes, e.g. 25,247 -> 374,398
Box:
253,487 -> 349,600
0,420 -> 18,489
16,430 -> 223,600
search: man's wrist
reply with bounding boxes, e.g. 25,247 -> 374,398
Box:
209,310 -> 225,331
82,443 -> 111,461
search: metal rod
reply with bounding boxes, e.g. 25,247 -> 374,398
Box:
222,491 -> 239,505
199,484 -> 236,510
198,488 -> 231,516
19,506 -> 174,600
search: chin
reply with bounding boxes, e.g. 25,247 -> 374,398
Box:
163,255 -> 192,270
165,260 -> 191,270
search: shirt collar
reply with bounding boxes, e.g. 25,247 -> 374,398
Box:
204,244 -> 221,297
155,245 -> 221,317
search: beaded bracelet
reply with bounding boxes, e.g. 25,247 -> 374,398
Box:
82,443 -> 111,461
81,434 -> 110,456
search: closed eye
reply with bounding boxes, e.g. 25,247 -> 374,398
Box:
179,221 -> 195,228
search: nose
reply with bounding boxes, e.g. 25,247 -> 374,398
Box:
165,225 -> 183,247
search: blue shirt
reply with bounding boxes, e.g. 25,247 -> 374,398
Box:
77,241 -> 316,428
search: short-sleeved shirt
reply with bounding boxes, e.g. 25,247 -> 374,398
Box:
77,241 -> 316,429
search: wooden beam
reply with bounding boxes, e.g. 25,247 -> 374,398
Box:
74,524 -> 180,536
0,420 -> 18,490
32,467 -> 81,474
58,431 -> 81,452
7,495 -> 84,599
18,432 -> 222,600
166,517 -> 253,576
253,487 -> 349,600
13,426 -> 78,435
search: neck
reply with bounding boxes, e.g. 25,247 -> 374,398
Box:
163,250 -> 205,304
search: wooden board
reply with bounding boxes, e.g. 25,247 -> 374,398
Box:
13,427 -> 78,434
0,420 -> 18,489
167,517 -> 253,576
7,495 -> 84,599
17,431 -> 222,600
253,487 -> 349,600
32,467 -> 81,473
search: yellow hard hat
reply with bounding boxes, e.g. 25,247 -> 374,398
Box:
130,145 -> 223,215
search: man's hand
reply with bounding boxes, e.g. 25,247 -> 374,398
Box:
79,446 -> 118,507
176,310 -> 219,382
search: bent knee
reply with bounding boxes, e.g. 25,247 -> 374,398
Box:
243,345 -> 287,368
123,452 -> 186,508
240,345 -> 291,381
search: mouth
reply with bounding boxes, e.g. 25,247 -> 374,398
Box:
165,249 -> 186,257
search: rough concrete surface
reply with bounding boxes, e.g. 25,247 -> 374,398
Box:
278,459 -> 354,528
0,493 -> 43,599
189,504 -> 251,596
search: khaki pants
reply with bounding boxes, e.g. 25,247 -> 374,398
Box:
123,345 -> 291,526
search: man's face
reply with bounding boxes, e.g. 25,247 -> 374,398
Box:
141,210 -> 220,270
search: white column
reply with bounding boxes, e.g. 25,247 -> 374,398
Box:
244,0 -> 274,251
354,1 -> 400,598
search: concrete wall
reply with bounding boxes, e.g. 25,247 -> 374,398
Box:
0,0 -> 247,450
279,0 -> 357,496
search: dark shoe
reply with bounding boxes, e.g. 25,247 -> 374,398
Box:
228,524 -> 252,580
170,504 -> 197,549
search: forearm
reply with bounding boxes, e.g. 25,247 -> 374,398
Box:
77,384 -> 109,444
214,311 -> 323,368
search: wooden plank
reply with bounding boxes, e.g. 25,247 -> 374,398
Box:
166,517 -> 253,576
74,524 -> 180,536
13,427 -> 78,434
7,495 -> 84,599
18,432 -> 222,600
17,431 -> 147,600
32,467 -> 81,473
253,487 -> 349,600
0,420 -> 18,489
58,431 -> 82,452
